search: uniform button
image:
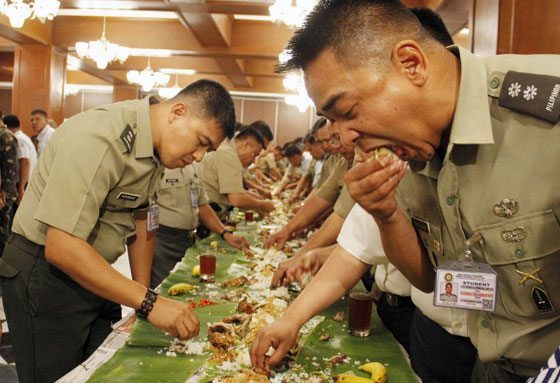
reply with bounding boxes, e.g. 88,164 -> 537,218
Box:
446,195 -> 457,206
514,247 -> 525,258
489,77 -> 500,90
481,320 -> 490,328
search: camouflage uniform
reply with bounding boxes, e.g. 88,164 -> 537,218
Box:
0,126 -> 18,255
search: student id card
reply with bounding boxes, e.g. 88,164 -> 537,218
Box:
434,260 -> 498,312
147,204 -> 160,232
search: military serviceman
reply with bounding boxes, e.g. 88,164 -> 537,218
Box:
200,126 -> 275,221
265,120 -> 353,249
0,120 -> 18,255
253,1 -> 560,381
30,109 -> 55,157
0,79 -> 236,382
276,144 -> 304,195
150,162 -> 249,288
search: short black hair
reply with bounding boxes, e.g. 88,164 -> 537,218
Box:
410,7 -> 454,46
3,114 -> 20,129
284,144 -> 303,157
235,122 -> 246,132
173,79 -> 236,139
31,109 -> 48,117
235,125 -> 265,148
277,0 -> 437,73
311,117 -> 328,135
248,120 -> 274,142
304,132 -> 316,144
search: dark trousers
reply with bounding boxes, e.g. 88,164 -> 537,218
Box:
409,308 -> 477,383
471,358 -> 532,383
0,235 -> 121,383
376,292 -> 415,354
150,225 -> 195,289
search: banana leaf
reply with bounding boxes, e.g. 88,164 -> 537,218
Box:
88,230 -> 418,382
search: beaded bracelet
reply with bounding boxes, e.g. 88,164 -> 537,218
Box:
136,288 -> 158,319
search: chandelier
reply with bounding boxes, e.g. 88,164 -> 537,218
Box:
127,57 -> 170,92
269,0 -> 317,28
75,17 -> 130,70
278,50 -> 313,112
0,0 -> 60,28
158,75 -> 181,99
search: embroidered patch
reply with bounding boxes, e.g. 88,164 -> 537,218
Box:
120,124 -> 136,153
499,71 -> 560,123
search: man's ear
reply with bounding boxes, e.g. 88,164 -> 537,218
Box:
169,102 -> 188,122
391,40 -> 429,87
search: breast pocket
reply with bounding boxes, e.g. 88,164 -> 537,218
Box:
159,180 -> 185,208
105,187 -> 147,210
411,216 -> 446,268
478,210 -> 560,319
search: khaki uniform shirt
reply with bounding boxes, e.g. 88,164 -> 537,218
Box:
200,139 -> 245,215
11,97 -> 163,264
277,157 -> 289,172
280,164 -> 303,187
316,155 -> 350,203
317,153 -> 338,188
258,152 -> 277,176
158,163 -> 209,230
395,46 -> 560,374
333,184 -> 355,219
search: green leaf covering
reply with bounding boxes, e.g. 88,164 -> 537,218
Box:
88,232 -> 418,382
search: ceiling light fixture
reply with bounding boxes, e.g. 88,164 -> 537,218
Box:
127,57 -> 170,92
158,75 -> 181,99
75,16 -> 130,70
269,0 -> 317,28
1,0 -> 60,28
282,69 -> 313,112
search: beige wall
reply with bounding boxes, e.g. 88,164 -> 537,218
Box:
63,91 -> 113,119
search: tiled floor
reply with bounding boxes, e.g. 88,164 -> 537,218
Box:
0,253 -> 133,383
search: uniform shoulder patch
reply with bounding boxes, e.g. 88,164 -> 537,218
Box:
498,71 -> 560,123
120,124 -> 136,153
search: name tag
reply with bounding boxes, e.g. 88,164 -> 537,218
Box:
147,204 -> 160,232
434,260 -> 498,312
189,187 -> 199,208
117,192 -> 140,202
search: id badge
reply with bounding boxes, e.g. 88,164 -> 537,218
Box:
189,187 -> 199,208
434,260 -> 498,312
147,204 -> 160,232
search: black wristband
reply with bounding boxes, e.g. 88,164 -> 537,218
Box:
136,288 -> 158,319
220,229 -> 233,239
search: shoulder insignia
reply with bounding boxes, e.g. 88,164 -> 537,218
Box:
498,71 -> 560,123
120,124 -> 136,153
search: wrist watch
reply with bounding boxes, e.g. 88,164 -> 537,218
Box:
136,288 -> 158,319
220,229 -> 233,239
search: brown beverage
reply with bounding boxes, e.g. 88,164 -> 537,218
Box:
348,292 -> 374,337
199,254 -> 216,282
245,211 -> 254,222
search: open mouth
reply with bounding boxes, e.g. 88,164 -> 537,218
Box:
367,144 -> 408,161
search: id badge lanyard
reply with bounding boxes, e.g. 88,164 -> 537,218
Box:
434,232 -> 498,312
146,163 -> 162,232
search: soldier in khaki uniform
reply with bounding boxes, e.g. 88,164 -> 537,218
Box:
0,122 -> 18,255
200,126 -> 275,221
265,120 -> 354,249
288,132 -> 325,203
250,1 -> 560,381
0,80 -> 236,382
150,163 -> 249,288
276,145 -> 304,195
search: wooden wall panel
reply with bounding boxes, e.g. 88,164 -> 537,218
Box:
499,0 -> 560,54
0,88 -> 12,115
232,97 -> 242,122
471,0 -> 499,57
276,103 -> 311,146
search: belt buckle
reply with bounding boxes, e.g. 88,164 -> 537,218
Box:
386,293 -> 399,307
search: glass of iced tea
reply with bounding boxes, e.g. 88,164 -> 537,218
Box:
245,211 -> 254,222
348,292 -> 374,337
199,254 -> 216,282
